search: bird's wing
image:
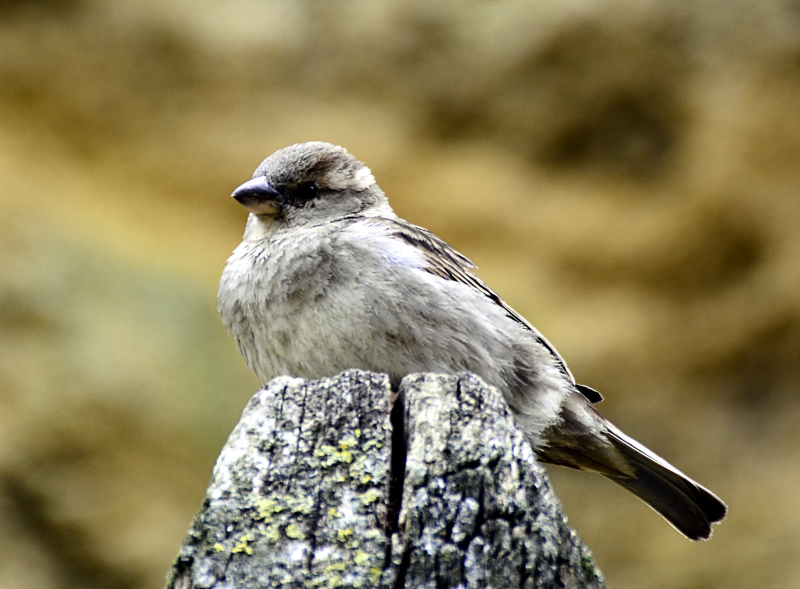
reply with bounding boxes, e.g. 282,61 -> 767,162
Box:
356,216 -> 582,387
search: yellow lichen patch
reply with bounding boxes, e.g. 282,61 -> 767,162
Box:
255,493 -> 314,522
347,452 -> 385,486
338,436 -> 358,450
255,497 -> 281,520
337,528 -> 354,543
212,542 -> 225,552
315,444 -> 354,467
314,444 -> 336,458
285,524 -> 306,540
358,489 -> 381,506
362,439 -> 382,451
232,533 -> 255,555
262,524 -> 280,543
284,494 -> 314,515
353,550 -> 370,565
309,562 -> 348,588
364,529 -> 382,540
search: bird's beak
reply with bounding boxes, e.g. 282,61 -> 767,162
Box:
231,176 -> 283,215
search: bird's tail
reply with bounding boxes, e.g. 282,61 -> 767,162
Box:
602,423 -> 727,540
539,392 -> 727,540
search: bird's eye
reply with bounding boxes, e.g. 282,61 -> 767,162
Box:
295,182 -> 319,201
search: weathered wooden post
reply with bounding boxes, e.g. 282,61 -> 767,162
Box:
165,370 -> 604,588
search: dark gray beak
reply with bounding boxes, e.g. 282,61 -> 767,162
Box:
231,176 -> 283,215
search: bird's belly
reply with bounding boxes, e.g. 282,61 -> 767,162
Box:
230,290 -> 478,387
227,287 -> 383,384
244,307 -> 347,382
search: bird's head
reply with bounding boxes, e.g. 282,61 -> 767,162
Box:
231,142 -> 392,233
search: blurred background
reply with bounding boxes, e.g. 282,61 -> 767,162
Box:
1,1 -> 798,587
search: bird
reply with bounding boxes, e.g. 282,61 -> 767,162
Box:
217,141 -> 726,540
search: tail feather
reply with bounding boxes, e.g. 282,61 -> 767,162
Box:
606,426 -> 727,540
538,391 -> 727,540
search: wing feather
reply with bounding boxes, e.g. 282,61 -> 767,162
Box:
360,216 -> 579,385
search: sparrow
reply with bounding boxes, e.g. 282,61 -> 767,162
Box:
218,141 -> 726,540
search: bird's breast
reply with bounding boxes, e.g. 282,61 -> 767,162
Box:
218,236 -> 369,383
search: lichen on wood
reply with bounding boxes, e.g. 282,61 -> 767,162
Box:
165,370 -> 604,589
